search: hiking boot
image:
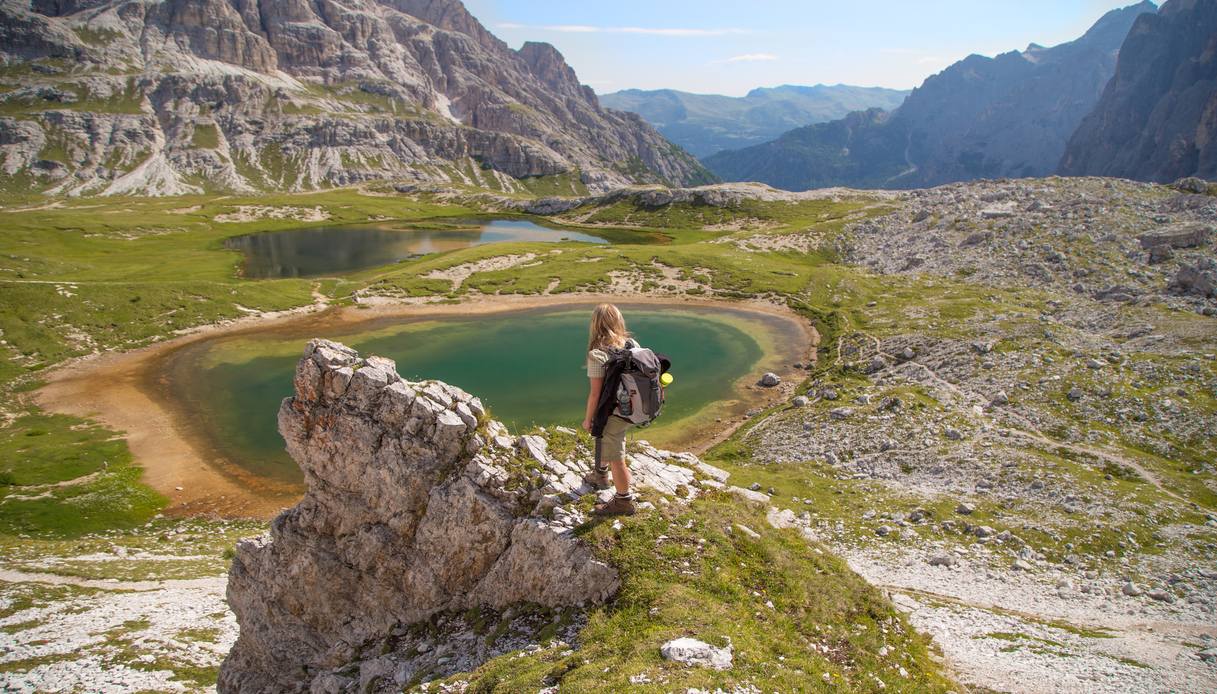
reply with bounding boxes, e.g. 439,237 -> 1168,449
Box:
582,467 -> 611,491
593,494 -> 636,516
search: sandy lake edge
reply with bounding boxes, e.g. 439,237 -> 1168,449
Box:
35,293 -> 818,519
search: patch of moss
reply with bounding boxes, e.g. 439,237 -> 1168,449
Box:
191,124 -> 220,149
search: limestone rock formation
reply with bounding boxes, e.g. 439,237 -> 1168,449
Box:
1059,0 -> 1217,181
219,339 -> 711,692
219,340 -> 615,690
0,0 -> 711,196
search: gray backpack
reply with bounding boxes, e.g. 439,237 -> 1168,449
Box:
608,339 -> 670,427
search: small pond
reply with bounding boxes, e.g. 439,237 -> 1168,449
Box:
152,305 -> 784,485
224,218 -> 609,278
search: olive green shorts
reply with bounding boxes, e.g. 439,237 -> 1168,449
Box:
595,416 -> 631,465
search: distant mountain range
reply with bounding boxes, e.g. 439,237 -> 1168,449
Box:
704,1 -> 1158,190
598,85 -> 909,158
1060,0 -> 1217,181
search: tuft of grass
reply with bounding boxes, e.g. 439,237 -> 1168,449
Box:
175,627 -> 222,643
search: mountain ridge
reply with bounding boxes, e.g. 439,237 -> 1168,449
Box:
704,1 -> 1157,190
1059,0 -> 1217,181
599,83 -> 908,158
0,0 -> 713,196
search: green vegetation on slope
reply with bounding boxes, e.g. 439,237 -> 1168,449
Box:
0,410 -> 163,537
424,493 -> 953,692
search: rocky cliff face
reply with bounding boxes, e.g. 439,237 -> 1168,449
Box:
219,339 -> 715,692
1059,0 -> 1217,181
0,0 -> 711,196
705,2 -> 1155,190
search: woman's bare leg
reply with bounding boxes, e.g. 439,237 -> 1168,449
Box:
607,459 -> 631,495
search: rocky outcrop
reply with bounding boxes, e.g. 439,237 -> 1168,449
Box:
0,0 -> 712,196
1058,0 -> 1217,181
1139,222 -> 1214,250
219,339 -> 714,692
452,180 -> 890,216
705,2 -> 1155,190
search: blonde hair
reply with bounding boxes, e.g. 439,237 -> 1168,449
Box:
588,303 -> 630,351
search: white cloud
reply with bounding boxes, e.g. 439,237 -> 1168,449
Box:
496,23 -> 744,37
544,25 -> 602,33
721,53 -> 778,63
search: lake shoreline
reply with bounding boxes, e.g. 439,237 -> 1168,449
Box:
35,293 -> 817,520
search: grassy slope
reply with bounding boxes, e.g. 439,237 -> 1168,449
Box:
426,494 -> 952,693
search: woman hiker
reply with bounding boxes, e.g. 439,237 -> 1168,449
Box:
581,303 -> 636,516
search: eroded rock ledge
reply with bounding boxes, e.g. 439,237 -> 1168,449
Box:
219,339 -> 715,692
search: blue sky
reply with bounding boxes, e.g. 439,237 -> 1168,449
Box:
461,0 -> 1146,96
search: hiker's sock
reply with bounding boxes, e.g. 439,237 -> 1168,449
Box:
596,466 -> 610,475
614,491 -> 633,500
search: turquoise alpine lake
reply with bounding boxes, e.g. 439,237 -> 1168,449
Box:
223,218 -> 609,278
153,305 -> 785,485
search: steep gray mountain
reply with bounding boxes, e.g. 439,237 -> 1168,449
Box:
705,2 -> 1156,191
0,0 -> 712,196
599,84 -> 909,157
1059,0 -> 1217,181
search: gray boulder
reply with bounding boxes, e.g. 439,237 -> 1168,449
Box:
1173,177 -> 1211,194
1172,258 -> 1217,298
1147,588 -> 1176,603
660,637 -> 733,670
759,372 -> 781,387
1138,223 -> 1213,250
829,407 -> 854,421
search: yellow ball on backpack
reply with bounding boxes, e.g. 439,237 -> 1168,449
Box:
660,372 -> 674,387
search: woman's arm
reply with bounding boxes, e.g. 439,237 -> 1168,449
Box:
583,377 -> 603,432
